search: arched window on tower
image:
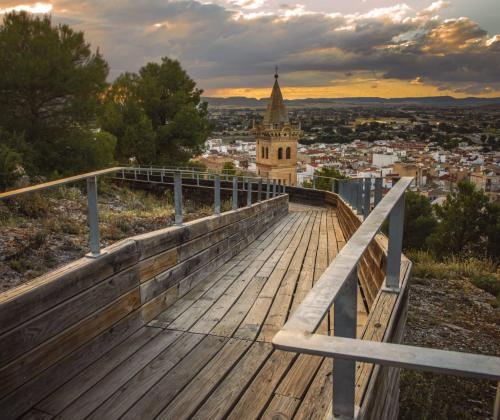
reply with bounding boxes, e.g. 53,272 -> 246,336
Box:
265,147 -> 269,159
261,146 -> 265,158
278,147 -> 283,160
286,147 -> 291,159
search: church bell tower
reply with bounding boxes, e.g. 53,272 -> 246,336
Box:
254,69 -> 302,186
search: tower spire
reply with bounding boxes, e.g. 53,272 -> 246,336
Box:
264,68 -> 288,126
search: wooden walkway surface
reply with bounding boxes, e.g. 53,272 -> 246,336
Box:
30,204 -> 369,420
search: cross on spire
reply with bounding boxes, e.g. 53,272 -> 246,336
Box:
275,66 -> 279,79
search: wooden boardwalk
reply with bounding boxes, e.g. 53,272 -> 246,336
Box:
31,205 -> 369,420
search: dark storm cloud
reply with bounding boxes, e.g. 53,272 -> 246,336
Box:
1,0 -> 499,93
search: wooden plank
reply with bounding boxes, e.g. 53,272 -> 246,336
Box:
0,265 -> 139,367
294,358 -> 333,420
166,214 -> 300,333
226,350 -> 296,419
0,239 -> 140,336
119,335 -> 227,420
138,248 -> 177,283
19,408 -> 53,420
36,327 -> 161,415
157,338 -> 251,419
0,289 -> 141,397
234,213 -> 312,341
258,212 -> 317,341
0,308 -> 144,419
55,329 -> 183,419
209,275 -> 267,338
191,342 -> 273,420
86,332 -> 205,420
141,284 -> 178,323
263,353 -> 324,419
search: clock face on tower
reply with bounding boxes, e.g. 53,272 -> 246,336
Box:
254,71 -> 302,186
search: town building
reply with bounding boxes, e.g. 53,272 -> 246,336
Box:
253,70 -> 302,185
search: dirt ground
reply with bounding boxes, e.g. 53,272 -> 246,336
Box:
399,276 -> 500,419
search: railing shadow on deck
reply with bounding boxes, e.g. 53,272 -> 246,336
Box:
273,177 -> 500,419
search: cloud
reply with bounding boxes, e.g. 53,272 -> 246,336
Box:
0,2 -> 52,14
0,0 -> 498,96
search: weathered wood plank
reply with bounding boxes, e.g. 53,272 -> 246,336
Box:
294,358 -> 333,420
119,335 -> 227,420
0,289 -> 141,398
191,341 -> 273,420
157,338 -> 251,419
0,266 -> 139,367
0,239 -> 140,336
138,248 -> 177,283
55,329 -> 182,419
36,327 -> 160,415
226,350 -> 296,419
0,308 -> 144,419
86,332 -> 205,420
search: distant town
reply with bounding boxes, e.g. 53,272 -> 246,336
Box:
198,103 -> 500,203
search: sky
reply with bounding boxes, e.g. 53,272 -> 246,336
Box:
0,0 -> 499,98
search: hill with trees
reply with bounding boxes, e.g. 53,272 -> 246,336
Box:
0,11 -> 211,190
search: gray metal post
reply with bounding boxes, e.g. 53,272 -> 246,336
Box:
374,177 -> 382,207
196,173 -> 200,186
214,175 -> 221,215
332,269 -> 357,418
356,179 -> 363,214
174,171 -> 183,225
386,194 -> 405,289
273,180 -> 277,197
266,179 -> 270,199
313,176 -> 316,190
86,176 -> 100,257
363,178 -> 371,219
331,179 -> 336,193
258,178 -> 262,202
247,179 -> 252,206
232,176 -> 238,210
349,181 -> 356,207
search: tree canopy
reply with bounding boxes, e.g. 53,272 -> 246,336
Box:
302,166 -> 346,192
0,12 -> 211,189
101,58 -> 211,166
428,180 -> 499,260
0,11 -> 110,179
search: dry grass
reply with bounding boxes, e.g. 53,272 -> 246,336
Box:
407,250 -> 500,306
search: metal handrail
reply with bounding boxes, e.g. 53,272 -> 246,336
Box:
273,177 -> 500,418
0,166 -> 286,258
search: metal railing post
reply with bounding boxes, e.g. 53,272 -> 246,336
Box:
339,180 -> 344,200
86,176 -> 100,257
356,179 -> 363,215
247,179 -> 252,206
266,179 -> 270,199
374,177 -> 382,206
332,179 -> 336,193
232,176 -> 238,210
196,173 -> 200,186
349,180 -> 355,207
258,178 -> 262,202
363,178 -> 371,219
273,180 -> 277,197
174,171 -> 183,225
214,175 -> 221,215
332,269 -> 357,418
386,193 -> 405,289
313,176 -> 316,190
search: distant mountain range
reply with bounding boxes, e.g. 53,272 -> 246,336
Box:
203,95 -> 500,108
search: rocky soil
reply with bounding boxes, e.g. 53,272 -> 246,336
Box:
399,276 -> 500,419
0,184 -> 214,292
